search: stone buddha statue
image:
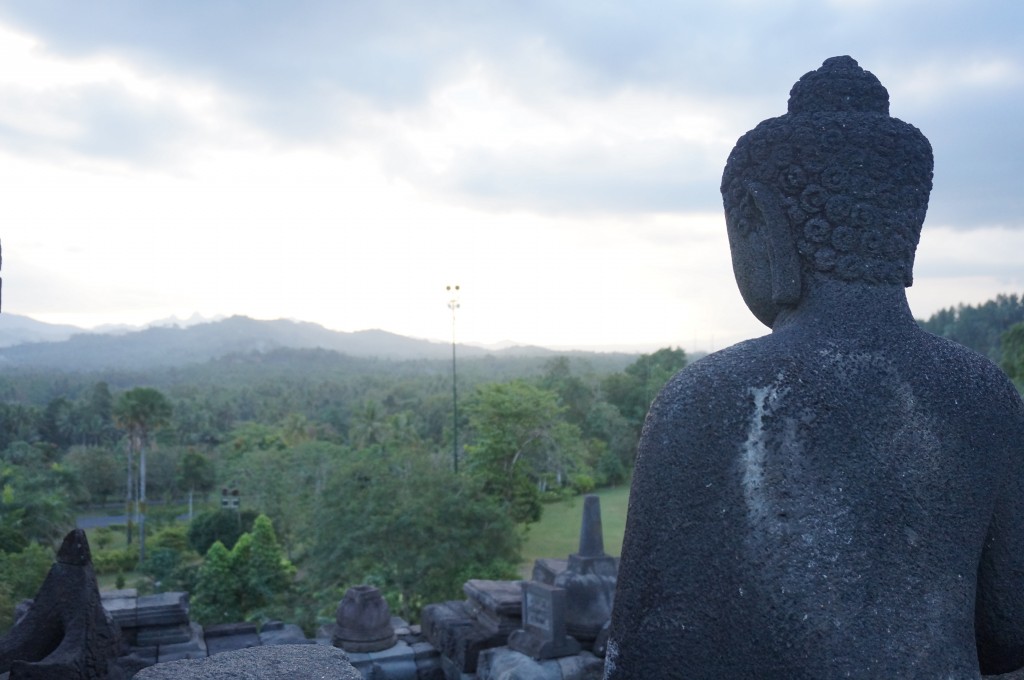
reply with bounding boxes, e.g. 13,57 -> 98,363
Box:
605,56 -> 1024,678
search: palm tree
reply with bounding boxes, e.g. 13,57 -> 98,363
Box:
351,401 -> 386,450
114,388 -> 172,562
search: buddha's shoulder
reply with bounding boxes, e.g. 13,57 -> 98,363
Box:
661,337 -> 787,392
647,339 -> 787,419
659,330 -> 1023,419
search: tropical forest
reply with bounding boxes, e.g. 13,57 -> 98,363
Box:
1,293 -> 1023,636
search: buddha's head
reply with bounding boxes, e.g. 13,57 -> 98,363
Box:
721,56 -> 933,326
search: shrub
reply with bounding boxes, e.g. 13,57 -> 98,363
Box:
0,545 -> 53,632
187,509 -> 257,555
150,525 -> 190,553
93,548 -> 138,575
93,527 -> 115,550
570,473 -> 596,495
141,547 -> 181,584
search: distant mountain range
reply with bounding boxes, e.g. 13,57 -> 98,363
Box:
0,314 -> 566,371
0,314 -> 83,348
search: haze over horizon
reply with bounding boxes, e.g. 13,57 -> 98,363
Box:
0,310 -> 656,354
0,2 -> 1021,353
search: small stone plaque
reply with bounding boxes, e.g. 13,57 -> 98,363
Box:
524,586 -> 553,635
507,581 -> 580,660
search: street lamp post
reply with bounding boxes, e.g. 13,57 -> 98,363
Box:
447,285 -> 460,473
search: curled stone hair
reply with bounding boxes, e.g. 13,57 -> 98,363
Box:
721,56 -> 934,286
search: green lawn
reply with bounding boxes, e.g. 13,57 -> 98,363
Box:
80,504 -> 198,591
520,485 -> 630,573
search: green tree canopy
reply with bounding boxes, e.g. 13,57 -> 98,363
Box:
218,437 -> 345,556
0,544 -> 53,633
603,347 -> 688,434
83,381 -> 116,446
1,442 -> 77,548
919,293 -> 1024,362
232,515 -> 294,617
465,380 -> 586,524
114,387 -> 172,558
187,509 -> 257,555
178,449 -> 216,498
309,449 -> 520,621
64,446 -> 121,505
0,403 -> 39,452
190,541 -> 240,625
190,514 -> 294,626
1000,321 -> 1024,391
114,388 -> 173,447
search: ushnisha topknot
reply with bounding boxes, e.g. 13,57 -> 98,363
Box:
721,56 -> 933,287
788,55 -> 889,115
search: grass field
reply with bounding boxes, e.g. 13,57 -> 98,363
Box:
520,485 -> 630,572
79,502 -> 200,591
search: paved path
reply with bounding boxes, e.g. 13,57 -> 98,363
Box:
75,513 -> 191,529
75,515 -> 129,529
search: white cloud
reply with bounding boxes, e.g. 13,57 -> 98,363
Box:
0,3 -> 1022,351
891,56 -> 1023,105
0,23 -> 247,166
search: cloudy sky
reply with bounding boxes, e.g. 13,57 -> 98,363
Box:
0,1 -> 1021,352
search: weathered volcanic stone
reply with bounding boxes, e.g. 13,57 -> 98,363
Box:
507,582 -> 580,661
133,643 -> 361,680
421,600 -> 506,674
463,579 -> 523,636
135,624 -> 192,648
478,647 -> 604,680
256,621 -> 310,647
531,559 -> 568,586
332,585 -> 397,653
203,622 -> 261,656
155,622 -> 207,664
553,495 -> 616,642
606,56 -> 1024,678
101,589 -> 140,630
134,593 -> 190,629
0,529 -> 125,679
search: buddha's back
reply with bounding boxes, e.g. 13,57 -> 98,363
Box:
604,56 -> 1024,679
608,321 -> 1024,678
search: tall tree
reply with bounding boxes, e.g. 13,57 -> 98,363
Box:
178,450 -> 216,520
0,404 -> 40,452
39,397 -> 75,449
219,438 -> 343,556
64,446 -> 121,505
83,381 -> 116,446
350,401 -> 386,450
190,541 -> 240,625
190,514 -> 294,625
0,443 -> 77,548
309,449 -> 520,621
919,293 -> 1024,361
603,347 -> 688,436
464,380 -> 585,524
232,515 -> 294,618
114,387 -> 172,561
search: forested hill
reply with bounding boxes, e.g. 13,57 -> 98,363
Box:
0,315 -> 565,371
917,293 -> 1024,363
0,314 -> 81,348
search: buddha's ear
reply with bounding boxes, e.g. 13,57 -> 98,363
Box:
746,181 -> 801,306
